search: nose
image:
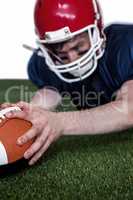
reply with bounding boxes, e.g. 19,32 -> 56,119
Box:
68,51 -> 80,62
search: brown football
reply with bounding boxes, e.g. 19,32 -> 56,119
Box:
0,107 -> 32,166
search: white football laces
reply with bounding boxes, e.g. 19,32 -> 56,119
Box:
0,106 -> 21,120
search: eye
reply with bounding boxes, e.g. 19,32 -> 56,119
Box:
58,54 -> 69,61
60,56 -> 67,60
78,50 -> 88,56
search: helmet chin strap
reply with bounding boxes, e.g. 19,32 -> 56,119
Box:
23,43 -> 64,64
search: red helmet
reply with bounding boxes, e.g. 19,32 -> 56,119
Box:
34,0 -> 105,83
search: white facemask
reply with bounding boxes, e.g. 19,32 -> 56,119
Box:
37,25 -> 105,83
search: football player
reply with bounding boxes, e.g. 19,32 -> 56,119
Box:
4,0 -> 133,165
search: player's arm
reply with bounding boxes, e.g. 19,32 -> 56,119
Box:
6,80 -> 133,165
60,80 -> 133,135
31,88 -> 62,111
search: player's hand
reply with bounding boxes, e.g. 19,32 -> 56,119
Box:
0,102 -> 17,110
4,101 -> 64,165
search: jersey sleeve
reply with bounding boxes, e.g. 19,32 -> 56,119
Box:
104,25 -> 133,87
27,52 -> 64,93
125,34 -> 133,81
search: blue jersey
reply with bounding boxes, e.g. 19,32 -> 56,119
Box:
28,24 -> 133,109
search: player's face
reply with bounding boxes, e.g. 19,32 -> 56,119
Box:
45,32 -> 91,65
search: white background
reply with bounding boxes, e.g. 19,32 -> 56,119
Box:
0,0 -> 133,79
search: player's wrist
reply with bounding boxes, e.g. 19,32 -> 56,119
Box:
55,111 -> 68,136
57,111 -> 79,136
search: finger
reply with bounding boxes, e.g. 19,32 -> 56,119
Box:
24,125 -> 50,160
0,103 -> 16,109
6,110 -> 28,119
17,126 -> 39,145
0,103 -> 11,109
16,101 -> 31,112
28,135 -> 52,165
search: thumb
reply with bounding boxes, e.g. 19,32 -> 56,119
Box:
16,101 -> 32,112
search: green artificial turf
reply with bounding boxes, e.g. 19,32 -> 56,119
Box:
0,79 -> 133,200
